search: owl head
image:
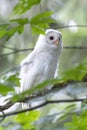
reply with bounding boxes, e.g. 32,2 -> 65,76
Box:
35,29 -> 62,51
45,29 -> 62,47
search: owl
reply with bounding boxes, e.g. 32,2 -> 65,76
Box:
20,29 -> 62,105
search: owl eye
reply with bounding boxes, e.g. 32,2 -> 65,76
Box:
49,36 -> 54,40
58,37 -> 60,41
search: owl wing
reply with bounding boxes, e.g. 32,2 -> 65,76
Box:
20,51 -> 43,93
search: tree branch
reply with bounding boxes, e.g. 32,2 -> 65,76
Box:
0,98 -> 85,119
0,75 -> 86,121
0,77 -> 87,112
0,80 -> 75,111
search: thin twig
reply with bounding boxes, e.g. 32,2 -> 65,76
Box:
0,98 -> 85,118
0,44 -> 18,51
0,45 -> 87,57
0,48 -> 33,57
0,44 -> 33,52
53,25 -> 87,29
0,51 -> 18,57
63,46 -> 87,49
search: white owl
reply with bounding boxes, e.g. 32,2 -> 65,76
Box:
20,29 -> 62,95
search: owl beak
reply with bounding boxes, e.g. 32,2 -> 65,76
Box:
53,40 -> 59,46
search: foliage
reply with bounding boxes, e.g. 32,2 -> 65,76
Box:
30,12 -> 55,34
65,110 -> 87,130
0,72 -> 19,95
0,0 -> 54,39
0,19 -> 27,40
14,0 -> 41,14
61,61 -> 87,81
0,11 -> 54,40
15,110 -> 40,129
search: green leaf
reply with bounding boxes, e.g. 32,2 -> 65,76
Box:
2,72 -> 20,88
0,72 -> 19,95
0,23 -> 23,39
65,109 -> 87,130
0,23 -> 9,38
10,18 -> 29,24
0,84 -> 14,95
6,74 -> 20,87
10,23 -> 24,35
7,25 -> 23,36
62,62 -> 87,81
14,0 -> 41,14
30,11 -> 54,24
30,12 -> 55,34
5,24 -> 24,39
16,110 -> 40,129
0,30 -> 6,37
9,18 -> 29,35
31,25 -> 45,35
0,18 -> 29,39
0,23 -> 9,30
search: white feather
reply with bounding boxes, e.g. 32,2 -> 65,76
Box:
19,29 -> 62,108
